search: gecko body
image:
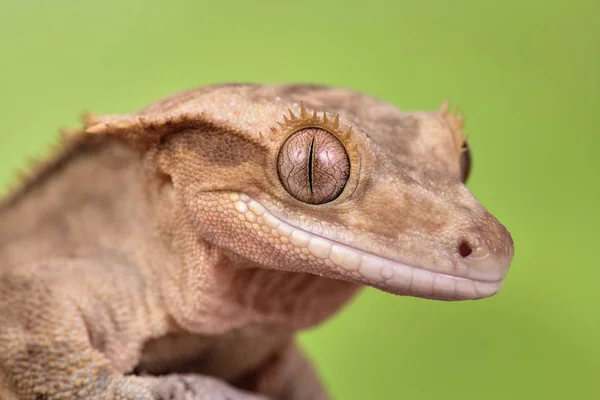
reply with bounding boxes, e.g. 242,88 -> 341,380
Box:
0,84 -> 514,399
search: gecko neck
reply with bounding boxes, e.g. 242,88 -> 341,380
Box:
0,134 -> 361,335
0,135 -> 156,271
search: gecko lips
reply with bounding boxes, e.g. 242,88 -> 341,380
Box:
229,193 -> 513,301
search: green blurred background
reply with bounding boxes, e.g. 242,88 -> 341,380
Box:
1,1 -> 598,398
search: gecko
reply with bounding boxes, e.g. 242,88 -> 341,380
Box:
0,83 -> 514,400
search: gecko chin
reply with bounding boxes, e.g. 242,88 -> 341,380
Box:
226,193 -> 507,301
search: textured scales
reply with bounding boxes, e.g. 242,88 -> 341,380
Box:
0,83 -> 514,400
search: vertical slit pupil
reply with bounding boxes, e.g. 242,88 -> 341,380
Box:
308,137 -> 315,194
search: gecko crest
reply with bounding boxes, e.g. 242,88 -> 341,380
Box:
83,111 -> 230,150
0,124 -> 95,209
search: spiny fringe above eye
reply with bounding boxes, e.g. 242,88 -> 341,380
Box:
266,102 -> 356,152
439,100 -> 468,154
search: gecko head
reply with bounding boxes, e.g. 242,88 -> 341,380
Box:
86,84 -> 514,302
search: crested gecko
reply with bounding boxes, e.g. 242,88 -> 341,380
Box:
0,84 -> 514,399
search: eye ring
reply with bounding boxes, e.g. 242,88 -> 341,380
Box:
460,142 -> 472,183
277,127 -> 350,205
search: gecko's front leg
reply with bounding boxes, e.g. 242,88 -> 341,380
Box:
0,269 -> 266,400
0,271 -> 155,399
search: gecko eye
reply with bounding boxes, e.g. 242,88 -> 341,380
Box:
277,128 -> 350,204
460,142 -> 471,183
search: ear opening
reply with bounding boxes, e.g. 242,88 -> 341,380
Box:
155,168 -> 174,190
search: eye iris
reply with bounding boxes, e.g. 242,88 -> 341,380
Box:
277,128 -> 350,204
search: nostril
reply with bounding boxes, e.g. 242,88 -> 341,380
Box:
458,240 -> 473,258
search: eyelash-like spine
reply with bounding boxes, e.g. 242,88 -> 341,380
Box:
267,102 -> 357,156
439,100 -> 469,154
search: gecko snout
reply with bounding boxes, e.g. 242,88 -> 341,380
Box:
455,221 -> 515,282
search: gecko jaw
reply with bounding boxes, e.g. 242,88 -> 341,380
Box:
229,193 -> 504,301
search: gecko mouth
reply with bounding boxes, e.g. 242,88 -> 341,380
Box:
230,193 -> 504,301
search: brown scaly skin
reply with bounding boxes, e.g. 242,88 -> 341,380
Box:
0,84 -> 514,399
